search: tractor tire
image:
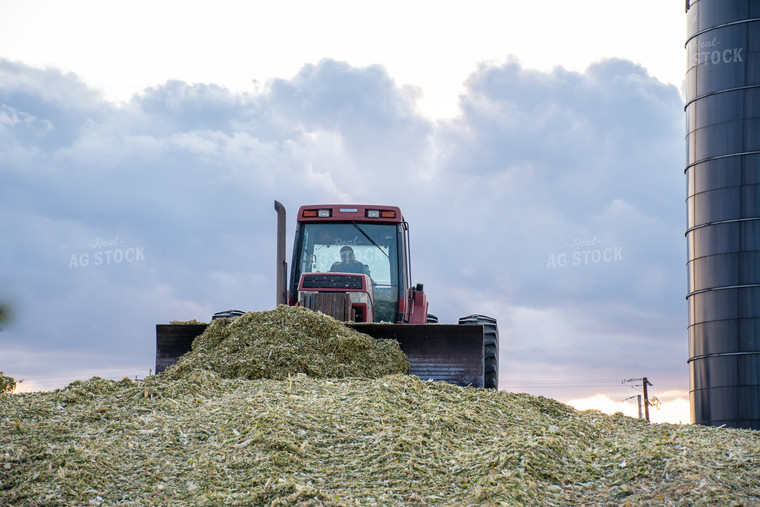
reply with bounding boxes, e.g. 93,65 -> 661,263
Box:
458,314 -> 499,389
212,310 -> 245,320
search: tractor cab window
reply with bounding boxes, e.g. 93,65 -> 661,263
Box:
294,222 -> 400,322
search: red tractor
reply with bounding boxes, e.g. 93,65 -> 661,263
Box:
157,202 -> 499,388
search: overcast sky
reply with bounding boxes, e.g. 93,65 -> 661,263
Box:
0,1 -> 689,422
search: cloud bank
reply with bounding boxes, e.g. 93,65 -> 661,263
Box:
0,57 -> 685,406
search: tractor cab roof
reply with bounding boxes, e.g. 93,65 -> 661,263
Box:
297,204 -> 404,223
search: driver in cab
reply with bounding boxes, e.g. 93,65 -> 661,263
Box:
330,246 -> 370,276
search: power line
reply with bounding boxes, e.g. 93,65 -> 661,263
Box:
499,378 -> 631,389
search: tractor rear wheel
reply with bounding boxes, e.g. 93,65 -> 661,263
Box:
459,315 -> 499,389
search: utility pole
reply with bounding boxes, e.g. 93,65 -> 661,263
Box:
624,394 -> 644,419
642,377 -> 652,422
625,377 -> 654,422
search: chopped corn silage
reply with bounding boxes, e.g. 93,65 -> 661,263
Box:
3,375 -> 760,505
165,305 -> 410,381
2,306 -> 760,505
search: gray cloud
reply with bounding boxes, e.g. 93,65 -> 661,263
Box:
418,58 -> 685,396
0,60 -> 107,150
423,58 -> 683,305
0,57 -> 687,405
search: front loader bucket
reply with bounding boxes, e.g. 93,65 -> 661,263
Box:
347,323 -> 485,388
155,324 -> 206,374
155,322 -> 487,388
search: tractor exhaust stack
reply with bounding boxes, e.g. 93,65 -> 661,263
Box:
274,200 -> 287,306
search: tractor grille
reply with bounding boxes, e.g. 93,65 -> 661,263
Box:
302,274 -> 363,290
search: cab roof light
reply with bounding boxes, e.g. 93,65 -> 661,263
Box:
302,209 -> 332,218
366,209 -> 396,219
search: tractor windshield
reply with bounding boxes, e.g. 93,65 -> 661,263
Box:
293,222 -> 402,322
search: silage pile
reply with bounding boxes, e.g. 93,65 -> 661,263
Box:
3,374 -> 760,506
165,305 -> 409,380
2,307 -> 760,506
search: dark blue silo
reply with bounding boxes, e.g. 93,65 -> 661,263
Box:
685,0 -> 760,429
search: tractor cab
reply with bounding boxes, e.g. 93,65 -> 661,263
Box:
288,205 -> 426,323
